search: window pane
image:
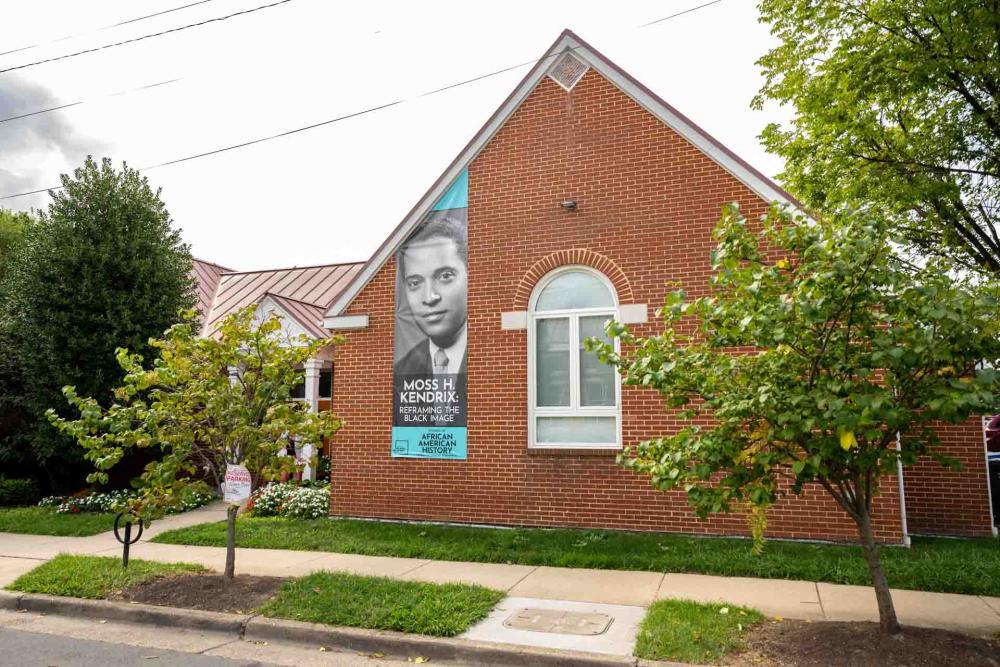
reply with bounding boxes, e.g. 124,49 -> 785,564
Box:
536,318 -> 570,406
537,417 -> 616,444
319,369 -> 332,399
579,316 -> 616,406
535,271 -> 614,311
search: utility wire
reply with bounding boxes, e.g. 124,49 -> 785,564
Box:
0,78 -> 182,124
639,0 -> 723,27
0,0 -> 295,75
141,100 -> 405,171
0,0 -> 219,58
0,0 -> 724,200
0,100 -> 404,200
3,1 -> 722,121
0,49 -> 565,200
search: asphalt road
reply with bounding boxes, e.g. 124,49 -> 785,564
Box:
0,627 -> 272,666
0,610 -> 421,667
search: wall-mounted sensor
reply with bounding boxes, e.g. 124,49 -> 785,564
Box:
560,200 -> 578,211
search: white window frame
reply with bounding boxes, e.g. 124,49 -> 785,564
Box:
527,265 -> 622,449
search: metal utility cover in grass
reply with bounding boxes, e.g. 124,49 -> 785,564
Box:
503,608 -> 613,635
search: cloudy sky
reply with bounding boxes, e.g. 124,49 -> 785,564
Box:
1,0 -> 789,270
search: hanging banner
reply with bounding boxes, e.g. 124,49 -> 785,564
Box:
392,170 -> 468,459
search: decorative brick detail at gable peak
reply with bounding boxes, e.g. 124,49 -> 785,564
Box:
513,248 -> 634,309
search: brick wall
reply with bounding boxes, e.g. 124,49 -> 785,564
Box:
903,417 -> 993,537
326,68 -> 992,542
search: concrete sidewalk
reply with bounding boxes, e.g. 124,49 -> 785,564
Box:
1,505 -> 999,638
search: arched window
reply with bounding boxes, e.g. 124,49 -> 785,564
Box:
528,266 -> 621,448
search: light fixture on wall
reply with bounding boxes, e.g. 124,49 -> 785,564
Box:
560,200 -> 578,211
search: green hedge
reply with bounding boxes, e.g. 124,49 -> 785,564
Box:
0,478 -> 39,507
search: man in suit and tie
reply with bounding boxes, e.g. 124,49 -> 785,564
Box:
395,215 -> 468,378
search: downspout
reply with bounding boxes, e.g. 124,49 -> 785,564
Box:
896,431 -> 911,547
983,416 -> 998,537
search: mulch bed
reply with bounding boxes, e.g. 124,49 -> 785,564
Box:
727,619 -> 1000,667
113,573 -> 288,614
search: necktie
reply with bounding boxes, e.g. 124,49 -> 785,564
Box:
434,348 -> 449,374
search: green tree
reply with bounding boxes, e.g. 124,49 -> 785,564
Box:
0,209 -> 35,471
589,204 -> 1000,634
0,208 -> 34,285
755,0 -> 1000,275
50,306 -> 341,579
4,157 -> 194,489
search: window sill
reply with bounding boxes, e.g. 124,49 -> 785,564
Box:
527,447 -> 622,457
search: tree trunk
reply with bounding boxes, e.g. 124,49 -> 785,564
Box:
224,504 -> 238,580
856,507 -> 901,634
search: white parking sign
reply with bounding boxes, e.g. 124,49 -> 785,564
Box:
223,464 -> 252,504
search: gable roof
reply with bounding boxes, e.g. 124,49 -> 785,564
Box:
203,261 -> 363,336
260,292 -> 329,339
323,29 -> 803,323
191,258 -> 232,321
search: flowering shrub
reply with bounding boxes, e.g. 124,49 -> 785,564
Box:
247,482 -> 329,519
39,488 -> 215,515
58,489 -> 133,514
285,486 -> 330,519
245,483 -> 295,517
172,489 -> 216,513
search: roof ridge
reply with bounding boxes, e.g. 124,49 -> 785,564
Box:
193,257 -> 235,272
222,260 -> 365,277
261,292 -> 324,309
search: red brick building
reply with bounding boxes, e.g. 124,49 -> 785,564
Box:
305,31 -> 996,543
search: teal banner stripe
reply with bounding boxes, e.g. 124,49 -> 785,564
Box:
392,426 -> 467,460
431,169 -> 468,211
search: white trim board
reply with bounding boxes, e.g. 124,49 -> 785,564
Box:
322,314 -> 369,330
325,30 -> 805,319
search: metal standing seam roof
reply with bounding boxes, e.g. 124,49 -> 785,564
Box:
261,293 -> 329,339
200,262 -> 364,337
191,258 -> 232,321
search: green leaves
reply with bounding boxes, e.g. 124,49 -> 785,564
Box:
1,158 -> 195,489
756,0 -> 1000,275
601,203 -> 1000,539
49,306 -> 343,521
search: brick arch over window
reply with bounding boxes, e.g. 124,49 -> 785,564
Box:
512,249 -> 634,310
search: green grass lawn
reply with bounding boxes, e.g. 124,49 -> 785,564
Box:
634,599 -> 763,664
154,516 -> 1000,596
259,571 -> 503,637
0,506 -> 116,536
6,554 -> 206,599
635,599 -> 762,663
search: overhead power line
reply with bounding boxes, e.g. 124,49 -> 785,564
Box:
0,0 -> 220,58
0,100 -> 404,200
639,0 -> 723,28
0,78 -> 182,124
141,100 -> 405,171
0,0 -> 295,75
2,1 -> 723,121
0,0 -> 725,201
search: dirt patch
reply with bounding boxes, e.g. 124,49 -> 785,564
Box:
727,619 -> 1000,667
114,573 -> 287,614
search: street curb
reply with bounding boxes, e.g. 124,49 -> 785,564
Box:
14,592 -> 250,634
0,591 -> 686,666
245,615 -> 644,666
0,591 -> 22,610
